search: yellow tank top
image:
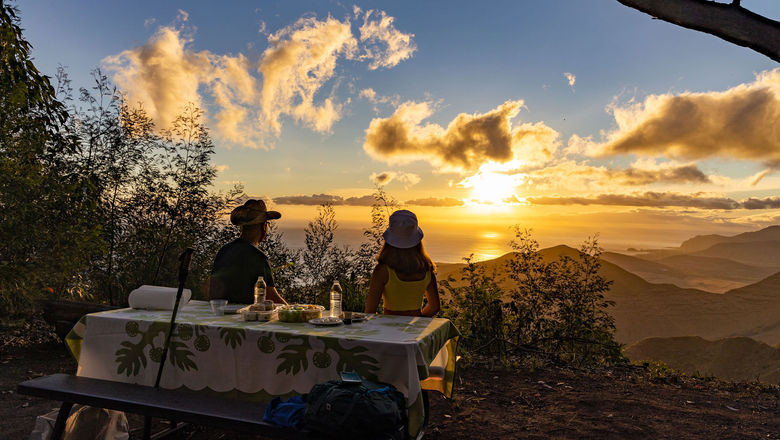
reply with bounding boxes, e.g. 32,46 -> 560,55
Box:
383,267 -> 431,311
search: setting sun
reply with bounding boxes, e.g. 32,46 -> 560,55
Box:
459,171 -> 522,205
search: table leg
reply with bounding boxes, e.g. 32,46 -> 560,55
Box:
51,401 -> 73,440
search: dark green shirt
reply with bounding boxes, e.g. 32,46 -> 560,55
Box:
211,238 -> 274,304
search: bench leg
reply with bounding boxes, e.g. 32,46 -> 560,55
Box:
143,415 -> 153,440
51,401 -> 73,440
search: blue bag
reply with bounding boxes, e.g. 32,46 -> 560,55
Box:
262,395 -> 306,428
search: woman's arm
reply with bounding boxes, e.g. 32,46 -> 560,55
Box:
420,271 -> 441,317
365,264 -> 388,314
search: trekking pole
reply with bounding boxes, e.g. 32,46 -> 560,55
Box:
154,247 -> 194,387
143,247 -> 195,440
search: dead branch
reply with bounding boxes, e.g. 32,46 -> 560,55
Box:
617,0 -> 780,63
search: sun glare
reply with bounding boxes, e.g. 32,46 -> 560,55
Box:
460,170 -> 523,205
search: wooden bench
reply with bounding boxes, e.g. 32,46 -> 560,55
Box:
18,374 -> 430,440
17,374 -> 307,440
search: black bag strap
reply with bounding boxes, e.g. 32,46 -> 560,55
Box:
307,383 -> 335,419
337,391 -> 363,426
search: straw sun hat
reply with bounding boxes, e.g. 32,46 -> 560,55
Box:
383,210 -> 424,249
230,199 -> 281,226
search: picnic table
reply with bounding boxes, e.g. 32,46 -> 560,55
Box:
64,301 -> 459,437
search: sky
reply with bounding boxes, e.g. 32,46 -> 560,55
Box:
17,1 -> 780,262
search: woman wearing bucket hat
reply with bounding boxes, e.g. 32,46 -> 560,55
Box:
365,210 -> 440,317
208,199 -> 287,305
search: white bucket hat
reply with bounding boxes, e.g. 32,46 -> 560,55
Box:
383,210 -> 424,249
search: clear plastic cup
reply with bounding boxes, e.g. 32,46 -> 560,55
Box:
209,299 -> 228,315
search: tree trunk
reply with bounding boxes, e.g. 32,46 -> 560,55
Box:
617,0 -> 780,63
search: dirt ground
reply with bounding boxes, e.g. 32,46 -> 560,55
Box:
2,322 -> 779,439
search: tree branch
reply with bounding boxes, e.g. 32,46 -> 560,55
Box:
617,0 -> 780,63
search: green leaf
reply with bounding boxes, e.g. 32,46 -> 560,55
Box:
219,327 -> 246,349
275,336 -> 311,375
114,341 -> 146,377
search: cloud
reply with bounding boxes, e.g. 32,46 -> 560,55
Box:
215,164 -> 229,173
586,69 -> 780,165
357,9 -> 416,70
360,87 -> 401,112
104,9 -> 415,148
604,163 -> 710,185
272,193 -> 376,206
564,72 -> 576,89
405,197 -> 464,207
103,26 -> 211,131
527,191 -> 745,209
364,100 -> 561,173
259,16 -> 357,135
273,194 -> 344,205
509,160 -> 712,193
740,197 -> 780,209
369,171 -> 420,187
749,169 -> 772,186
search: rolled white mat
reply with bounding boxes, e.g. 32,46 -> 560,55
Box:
128,285 -> 191,310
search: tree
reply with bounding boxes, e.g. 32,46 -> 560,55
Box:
504,229 -> 623,366
617,0 -> 780,63
0,3 -> 102,316
440,255 -> 505,358
301,204 -> 338,304
257,221 -> 302,301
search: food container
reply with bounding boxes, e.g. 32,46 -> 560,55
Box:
256,310 -> 275,322
276,304 -> 324,323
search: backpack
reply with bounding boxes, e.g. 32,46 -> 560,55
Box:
304,379 -> 407,439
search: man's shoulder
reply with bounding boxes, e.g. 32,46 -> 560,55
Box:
222,239 -> 267,259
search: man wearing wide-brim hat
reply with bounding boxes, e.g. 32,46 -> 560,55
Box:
208,199 -> 287,305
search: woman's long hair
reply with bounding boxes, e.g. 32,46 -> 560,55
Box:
376,241 -> 436,275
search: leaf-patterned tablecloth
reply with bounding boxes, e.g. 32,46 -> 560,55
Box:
66,301 -> 459,435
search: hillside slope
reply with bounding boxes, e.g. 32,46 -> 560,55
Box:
601,252 -> 774,292
438,247 -> 780,346
679,225 -> 780,253
625,336 -> 780,384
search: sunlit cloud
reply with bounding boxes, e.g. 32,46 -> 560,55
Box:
364,100 -> 560,173
215,164 -> 229,173
749,169 -> 772,186
740,197 -> 780,209
259,15 -> 357,136
582,69 -> 780,165
360,87 -> 401,112
564,72 -> 576,90
525,191 -> 767,210
405,197 -> 464,207
369,171 -> 420,188
515,160 -> 713,193
273,193 -> 375,206
103,26 -> 210,131
356,9 -> 416,70
104,9 -> 416,148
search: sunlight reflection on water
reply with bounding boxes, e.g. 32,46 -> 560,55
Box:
277,226 -> 512,263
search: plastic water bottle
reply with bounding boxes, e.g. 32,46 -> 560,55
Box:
330,280 -> 342,318
254,276 -> 267,304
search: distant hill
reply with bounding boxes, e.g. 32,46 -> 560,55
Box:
679,225 -> 780,253
437,246 -> 780,346
638,225 -> 780,269
601,252 -> 778,293
625,336 -> 780,384
689,241 -> 780,267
